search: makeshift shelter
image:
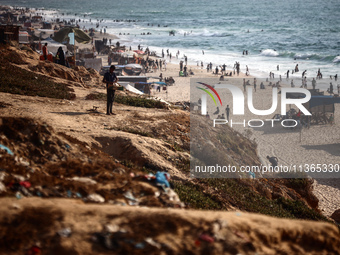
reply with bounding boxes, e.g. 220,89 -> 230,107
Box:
118,51 -> 137,65
53,27 -> 91,44
304,96 -> 340,124
118,82 -> 144,95
123,64 -> 143,76
134,82 -> 152,95
284,92 -> 340,125
19,31 -> 29,44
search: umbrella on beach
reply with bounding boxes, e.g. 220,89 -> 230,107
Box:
53,27 -> 91,44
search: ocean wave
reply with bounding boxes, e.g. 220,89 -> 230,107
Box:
260,49 -> 279,57
293,53 -> 336,62
173,29 -> 231,37
333,56 -> 340,63
276,51 -> 338,62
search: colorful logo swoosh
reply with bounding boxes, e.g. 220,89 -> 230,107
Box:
197,82 -> 223,106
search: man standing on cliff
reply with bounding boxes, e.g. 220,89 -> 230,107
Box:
102,65 -> 118,115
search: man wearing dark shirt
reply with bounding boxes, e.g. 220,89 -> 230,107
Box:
267,155 -> 278,167
102,65 -> 118,115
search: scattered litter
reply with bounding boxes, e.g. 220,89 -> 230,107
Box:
12,174 -> 25,182
212,219 -> 228,241
199,234 -> 215,243
0,144 -> 14,155
19,181 -> 31,188
87,193 -> 105,203
57,227 -> 72,237
233,230 -> 251,243
0,182 -> 6,193
135,242 -> 145,249
105,224 -> 120,233
20,186 -> 31,196
68,176 -> 97,185
26,245 -> 41,255
67,190 -> 72,198
64,143 -> 71,150
145,237 -> 161,249
155,171 -> 170,188
15,192 -> 22,199
123,191 -> 138,202
0,172 -> 6,181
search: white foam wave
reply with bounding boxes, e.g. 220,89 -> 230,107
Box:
260,49 -> 279,57
333,56 -> 340,63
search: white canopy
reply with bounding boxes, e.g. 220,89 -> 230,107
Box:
39,38 -> 67,55
119,82 -> 144,95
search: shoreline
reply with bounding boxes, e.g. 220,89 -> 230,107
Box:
4,4 -> 339,79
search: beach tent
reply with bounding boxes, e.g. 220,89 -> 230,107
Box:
53,27 -> 91,44
308,96 -> 340,108
134,82 -> 152,94
118,82 -> 144,95
304,96 -> 340,115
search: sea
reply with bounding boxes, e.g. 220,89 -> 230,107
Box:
2,0 -> 340,82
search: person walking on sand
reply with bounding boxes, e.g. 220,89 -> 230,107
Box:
267,156 -> 278,167
243,78 -> 246,92
312,78 -> 316,90
328,82 -> 334,94
42,43 -> 48,60
253,78 -> 257,92
102,65 -> 118,115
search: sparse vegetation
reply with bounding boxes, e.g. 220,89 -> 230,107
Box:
85,92 -> 168,109
0,65 -> 75,100
173,178 -> 329,222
